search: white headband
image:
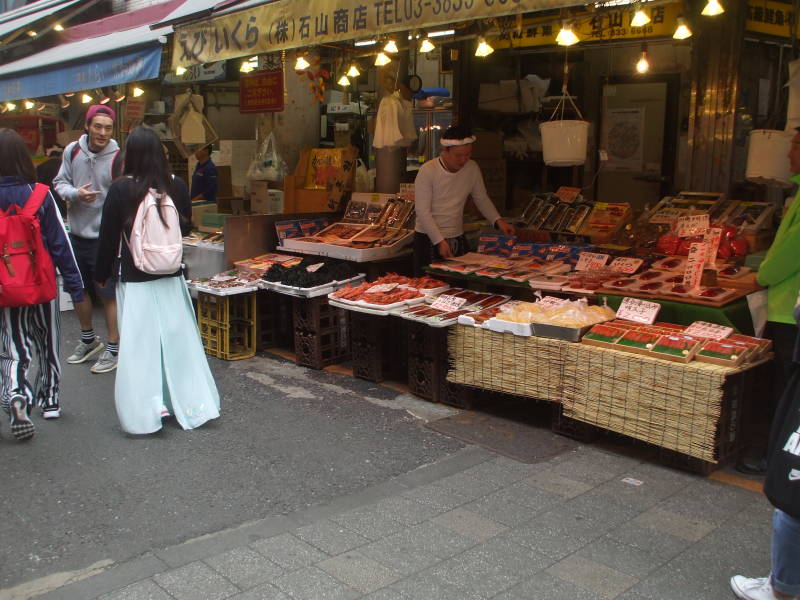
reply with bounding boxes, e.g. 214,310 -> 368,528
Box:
441,135 -> 476,147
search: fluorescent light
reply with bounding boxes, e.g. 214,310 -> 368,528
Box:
374,52 -> 391,66
428,29 -> 454,37
673,17 -> 692,39
354,39 -> 376,46
346,65 -> 360,77
419,38 -> 435,53
474,38 -> 494,57
636,43 -> 649,73
294,55 -> 310,70
702,0 -> 724,15
556,22 -> 579,46
132,87 -> 144,97
176,65 -> 187,75
384,39 -> 399,53
53,23 -> 64,31
337,75 -> 351,86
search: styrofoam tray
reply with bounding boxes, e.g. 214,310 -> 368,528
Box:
486,317 -> 532,337
689,287 -> 737,302
355,295 -> 426,311
412,284 -> 450,296
194,284 -> 259,296
328,299 -> 391,316
532,323 -> 591,342
263,274 -> 365,298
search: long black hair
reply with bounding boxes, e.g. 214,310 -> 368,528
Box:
0,128 -> 36,183
122,126 -> 175,225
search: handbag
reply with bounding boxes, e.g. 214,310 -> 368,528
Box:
764,368 -> 800,520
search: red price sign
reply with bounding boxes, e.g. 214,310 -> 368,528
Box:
683,242 -> 708,291
575,252 -> 610,271
609,257 -> 644,274
616,296 -> 661,324
239,68 -> 284,113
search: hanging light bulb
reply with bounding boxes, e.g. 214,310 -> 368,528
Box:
419,36 -> 435,53
6,102 -> 16,111
630,3 -> 651,28
81,93 -> 92,103
337,74 -> 351,86
556,22 -> 579,46
346,64 -> 360,78
58,94 -> 70,108
36,101 -> 46,111
474,37 -> 494,57
240,61 -> 254,73
112,89 -> 126,102
64,92 -> 74,97
374,52 -> 391,66
97,89 -> 110,104
26,30 -> 37,37
53,23 -> 64,31
23,99 -> 34,110
132,87 -> 144,97
294,55 -> 310,70
175,65 -> 187,76
383,39 -> 398,53
702,0 -> 724,16
636,43 -> 650,74
673,16 -> 692,40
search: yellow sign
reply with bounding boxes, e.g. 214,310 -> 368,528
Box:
745,0 -> 797,37
492,1 -> 681,49
172,0 -> 576,68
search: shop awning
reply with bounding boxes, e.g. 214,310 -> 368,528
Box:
0,0 -> 82,39
171,0 -> 582,69
0,25 -> 168,102
150,0 -> 254,28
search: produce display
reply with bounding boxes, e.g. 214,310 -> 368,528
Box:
262,257 -> 358,288
189,269 -> 262,295
234,253 -> 302,274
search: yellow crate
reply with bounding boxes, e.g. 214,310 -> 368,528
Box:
197,291 -> 257,326
197,291 -> 256,360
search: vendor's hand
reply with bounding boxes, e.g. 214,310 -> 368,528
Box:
496,218 -> 516,237
77,184 -> 100,203
437,240 -> 454,259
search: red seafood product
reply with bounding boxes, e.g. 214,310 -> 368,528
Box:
362,288 -> 423,305
636,270 -> 663,281
413,306 -> 446,318
476,294 -> 507,308
470,307 -> 503,323
608,278 -> 637,288
663,274 -> 684,284
436,309 -> 473,321
650,334 -> 701,361
410,276 -> 446,289
376,273 -> 412,285
616,329 -> 660,351
402,304 -> 434,315
331,282 -> 371,300
667,284 -> 689,295
637,281 -> 665,293
697,287 -> 732,299
652,256 -> 684,270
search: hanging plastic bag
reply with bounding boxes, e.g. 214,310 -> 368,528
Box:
247,132 -> 286,181
354,159 -> 371,192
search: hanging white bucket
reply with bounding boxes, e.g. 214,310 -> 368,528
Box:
540,120 -> 590,166
745,129 -> 793,188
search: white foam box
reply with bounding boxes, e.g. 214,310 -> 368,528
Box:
281,229 -> 414,262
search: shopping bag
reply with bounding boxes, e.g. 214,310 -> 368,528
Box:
247,133 -> 285,181
764,369 -> 800,520
354,159 -> 371,192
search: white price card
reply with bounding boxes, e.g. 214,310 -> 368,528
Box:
537,296 -> 568,309
703,227 -> 723,268
306,263 -> 325,273
366,283 -> 398,294
609,257 -> 644,274
683,242 -> 708,291
675,213 -> 710,237
575,252 -> 610,271
683,320 -> 734,340
430,294 -> 468,311
650,207 -> 683,224
615,296 -> 661,325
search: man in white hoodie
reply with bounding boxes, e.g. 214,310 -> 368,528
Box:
53,105 -> 121,374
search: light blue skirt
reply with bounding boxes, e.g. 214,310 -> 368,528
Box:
115,277 -> 220,434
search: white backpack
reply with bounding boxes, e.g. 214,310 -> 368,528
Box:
125,189 -> 183,275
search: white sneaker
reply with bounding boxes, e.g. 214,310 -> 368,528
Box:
90,350 -> 117,374
67,338 -> 104,364
42,409 -> 61,419
731,576 -> 793,600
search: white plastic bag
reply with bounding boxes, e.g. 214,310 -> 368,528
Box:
354,159 -> 371,192
247,132 -> 286,181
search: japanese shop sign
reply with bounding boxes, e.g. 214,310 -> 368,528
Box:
746,0 -> 799,38
239,68 -> 283,113
616,297 -> 660,325
683,242 -> 708,291
491,1 -> 681,49
172,0 -> 575,67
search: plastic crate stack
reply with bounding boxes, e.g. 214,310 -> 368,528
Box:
197,291 -> 257,360
292,296 -> 350,369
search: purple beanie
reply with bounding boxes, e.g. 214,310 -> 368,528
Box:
85,104 -> 116,124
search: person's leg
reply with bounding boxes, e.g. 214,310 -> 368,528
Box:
771,509 -> 800,598
0,306 -> 36,440
101,295 -> 119,345
66,234 -> 104,364
31,300 -> 61,417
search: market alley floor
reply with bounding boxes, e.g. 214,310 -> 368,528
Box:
1,310 -> 772,600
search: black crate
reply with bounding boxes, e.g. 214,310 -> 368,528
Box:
550,404 -> 602,443
406,322 -> 467,406
292,297 -> 349,369
256,290 -> 294,351
350,313 -> 408,383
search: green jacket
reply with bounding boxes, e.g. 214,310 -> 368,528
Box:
757,174 -> 800,324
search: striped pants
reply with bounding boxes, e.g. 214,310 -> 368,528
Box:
0,299 -> 60,415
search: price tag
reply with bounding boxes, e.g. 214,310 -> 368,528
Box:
703,227 -> 722,268
366,283 -> 398,294
684,320 -> 734,340
615,296 -> 661,325
399,183 -> 415,201
675,214 -> 710,237
555,186 -> 581,204
683,242 -> 708,291
537,296 -> 568,309
430,294 -> 468,311
609,257 -> 644,274
649,207 -> 683,224
306,263 -> 325,273
575,252 -> 610,271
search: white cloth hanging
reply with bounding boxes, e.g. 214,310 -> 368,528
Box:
373,92 -> 417,148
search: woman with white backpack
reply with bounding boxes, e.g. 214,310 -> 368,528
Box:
95,127 -> 219,435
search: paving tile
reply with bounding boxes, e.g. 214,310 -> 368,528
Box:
523,470 -> 594,499
653,479 -> 762,526
605,522 -> 691,557
359,530 -> 442,576
330,505 -> 406,541
317,551 -> 401,593
489,481 -> 564,513
250,533 -> 328,571
390,522 -> 476,560
369,495 -> 446,525
461,460 -> 532,487
96,579 -> 173,600
229,583 -> 291,600
489,455 -> 545,477
463,492 -> 540,528
294,519 -> 370,555
153,561 -> 240,600
430,536 -> 553,598
509,507 -> 605,560
390,570 -> 483,600
632,507 -> 716,542
547,452 -> 631,486
576,535 -> 677,579
273,566 -> 360,600
204,547 -> 284,590
436,471 -> 505,502
400,483 -> 470,513
359,588 -> 406,600
431,508 -> 508,542
509,571 -> 606,600
547,554 -> 638,599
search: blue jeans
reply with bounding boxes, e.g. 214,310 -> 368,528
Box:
772,509 -> 800,596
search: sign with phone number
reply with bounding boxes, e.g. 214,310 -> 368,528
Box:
173,0 -> 576,67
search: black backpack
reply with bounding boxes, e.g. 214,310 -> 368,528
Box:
68,143 -> 124,180
764,370 -> 800,520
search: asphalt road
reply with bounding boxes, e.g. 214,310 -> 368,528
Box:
0,309 -> 464,592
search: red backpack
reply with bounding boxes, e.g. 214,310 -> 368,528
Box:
0,184 -> 56,307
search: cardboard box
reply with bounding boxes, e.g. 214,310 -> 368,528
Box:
217,196 -> 249,215
250,182 -> 284,214
474,158 -> 507,205
191,201 -> 216,227
478,80 -> 536,114
472,131 -> 504,159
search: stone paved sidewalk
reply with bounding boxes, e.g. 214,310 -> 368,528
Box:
30,445 -> 771,600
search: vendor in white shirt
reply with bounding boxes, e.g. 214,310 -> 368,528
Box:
413,125 -> 516,274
